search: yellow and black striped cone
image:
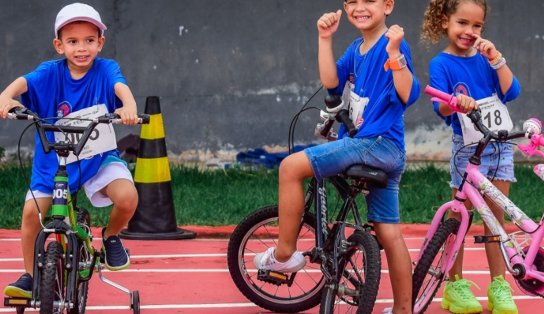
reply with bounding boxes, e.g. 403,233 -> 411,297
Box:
120,96 -> 196,240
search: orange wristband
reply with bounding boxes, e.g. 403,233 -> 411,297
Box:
384,54 -> 407,71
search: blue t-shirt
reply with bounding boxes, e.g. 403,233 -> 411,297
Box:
328,35 -> 420,152
429,52 -> 521,135
21,58 -> 127,194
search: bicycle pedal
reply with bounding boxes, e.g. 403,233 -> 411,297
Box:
474,235 -> 501,243
4,297 -> 31,307
257,269 -> 291,286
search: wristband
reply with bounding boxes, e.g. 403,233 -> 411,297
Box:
383,54 -> 407,71
490,57 -> 507,70
488,51 -> 502,65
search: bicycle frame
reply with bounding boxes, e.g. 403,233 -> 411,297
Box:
420,85 -> 544,287
31,150 -> 98,309
423,161 -> 544,283
305,175 -> 371,281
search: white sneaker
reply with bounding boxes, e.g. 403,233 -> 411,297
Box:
382,307 -> 393,314
253,247 -> 306,273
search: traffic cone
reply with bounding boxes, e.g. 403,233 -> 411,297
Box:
120,96 -> 196,240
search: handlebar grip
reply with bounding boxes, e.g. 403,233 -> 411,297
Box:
7,107 -> 37,120
98,113 -> 151,124
325,94 -> 342,109
324,94 -> 345,114
424,85 -> 460,112
139,114 -> 150,124
336,109 -> 357,137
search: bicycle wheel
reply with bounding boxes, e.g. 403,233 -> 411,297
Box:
412,218 -> 460,314
319,231 -> 381,314
69,208 -> 91,314
227,205 -> 324,313
39,241 -> 65,314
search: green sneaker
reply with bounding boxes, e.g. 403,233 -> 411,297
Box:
487,275 -> 518,314
441,275 -> 483,314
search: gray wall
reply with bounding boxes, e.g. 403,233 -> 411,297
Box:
1,0 -> 543,162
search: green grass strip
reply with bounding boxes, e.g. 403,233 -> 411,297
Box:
0,164 -> 541,229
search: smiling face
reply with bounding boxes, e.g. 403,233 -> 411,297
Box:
442,1 -> 486,55
53,21 -> 105,75
343,0 -> 393,34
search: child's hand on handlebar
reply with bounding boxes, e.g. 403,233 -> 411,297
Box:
0,96 -> 23,119
114,107 -> 139,125
455,94 -> 478,113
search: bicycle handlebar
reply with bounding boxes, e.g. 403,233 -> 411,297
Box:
318,94 -> 357,138
424,85 -> 528,142
6,107 -> 150,156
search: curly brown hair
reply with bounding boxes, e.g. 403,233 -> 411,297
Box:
421,0 -> 488,44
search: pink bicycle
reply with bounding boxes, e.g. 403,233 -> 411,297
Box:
411,85 -> 544,313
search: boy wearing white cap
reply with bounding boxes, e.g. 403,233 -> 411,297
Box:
0,3 -> 140,298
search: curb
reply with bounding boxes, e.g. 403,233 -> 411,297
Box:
0,223 -> 521,239
179,223 -> 521,238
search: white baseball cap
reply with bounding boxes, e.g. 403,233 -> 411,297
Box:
55,3 -> 107,38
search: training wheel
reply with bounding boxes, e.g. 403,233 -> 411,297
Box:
131,290 -> 140,314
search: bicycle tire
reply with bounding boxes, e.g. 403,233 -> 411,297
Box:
412,218 -> 460,314
69,208 -> 91,314
39,241 -> 65,314
227,205 -> 324,313
319,231 -> 381,314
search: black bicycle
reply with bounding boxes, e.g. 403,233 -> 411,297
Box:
227,94 -> 383,313
3,107 -> 148,314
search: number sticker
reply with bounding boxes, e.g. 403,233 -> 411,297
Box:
54,104 -> 117,164
458,94 -> 513,145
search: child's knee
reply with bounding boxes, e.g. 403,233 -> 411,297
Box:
279,153 -> 311,181
375,224 -> 404,248
114,195 -> 138,212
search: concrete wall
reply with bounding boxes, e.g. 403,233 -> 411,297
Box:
1,0 -> 543,163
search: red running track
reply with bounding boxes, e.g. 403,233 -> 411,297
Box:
0,225 -> 542,313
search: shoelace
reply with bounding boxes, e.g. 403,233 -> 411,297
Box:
489,281 -> 514,302
451,279 -> 481,299
261,248 -> 277,267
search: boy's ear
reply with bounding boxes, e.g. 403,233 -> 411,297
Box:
98,36 -> 105,52
385,0 -> 394,16
52,38 -> 64,55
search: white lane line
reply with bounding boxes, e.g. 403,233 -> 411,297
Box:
0,295 -> 540,313
0,247 -> 491,262
0,268 -> 530,276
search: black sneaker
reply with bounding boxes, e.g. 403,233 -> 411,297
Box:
3,273 -> 32,298
101,228 -> 130,271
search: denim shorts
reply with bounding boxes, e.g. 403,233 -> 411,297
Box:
450,134 -> 516,189
304,136 -> 406,223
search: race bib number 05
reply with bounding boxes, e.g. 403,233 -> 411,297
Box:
458,94 -> 513,145
54,104 -> 117,164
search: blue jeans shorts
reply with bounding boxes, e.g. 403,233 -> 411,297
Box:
304,136 -> 406,223
450,134 -> 516,189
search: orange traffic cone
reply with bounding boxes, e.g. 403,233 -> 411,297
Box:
120,96 -> 196,240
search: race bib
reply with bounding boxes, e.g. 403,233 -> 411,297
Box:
458,94 -> 513,145
54,104 -> 117,164
348,91 -> 369,129
342,82 -> 369,129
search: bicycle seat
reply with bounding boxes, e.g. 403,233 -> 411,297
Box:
343,164 -> 388,189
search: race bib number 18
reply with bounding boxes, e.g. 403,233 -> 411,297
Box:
54,104 -> 117,164
458,94 -> 513,145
